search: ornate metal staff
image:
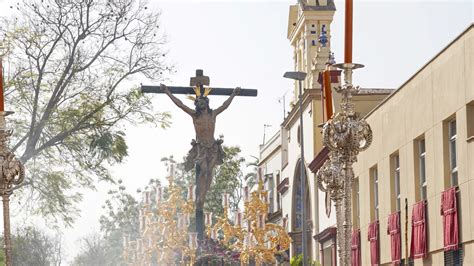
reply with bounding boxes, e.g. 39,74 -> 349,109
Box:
0,57 -> 25,266
317,62 -> 372,266
0,111 -> 25,266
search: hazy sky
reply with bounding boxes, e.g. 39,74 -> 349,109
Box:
0,0 -> 472,263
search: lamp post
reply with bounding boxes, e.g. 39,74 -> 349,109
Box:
283,71 -> 308,266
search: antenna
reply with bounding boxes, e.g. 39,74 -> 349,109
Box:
278,90 -> 289,120
262,124 -> 272,145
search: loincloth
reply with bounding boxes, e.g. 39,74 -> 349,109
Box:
184,139 -> 225,172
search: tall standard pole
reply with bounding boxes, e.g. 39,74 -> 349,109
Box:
0,112 -> 25,266
298,79 -> 308,266
2,191 -> 12,266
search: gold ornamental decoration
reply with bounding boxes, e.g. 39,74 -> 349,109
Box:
206,176 -> 291,266
123,164 -> 196,266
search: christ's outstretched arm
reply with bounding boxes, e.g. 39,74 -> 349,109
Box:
160,84 -> 195,116
214,87 -> 240,115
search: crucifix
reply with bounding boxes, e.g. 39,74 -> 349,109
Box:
142,69 -> 257,239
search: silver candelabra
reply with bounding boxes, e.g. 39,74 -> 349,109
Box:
316,63 -> 372,266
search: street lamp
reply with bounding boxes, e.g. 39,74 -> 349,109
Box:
283,71 -> 308,266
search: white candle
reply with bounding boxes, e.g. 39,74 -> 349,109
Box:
177,213 -> 185,230
257,213 -> 266,229
187,185 -> 195,201
282,216 -> 288,230
210,229 -> 217,240
205,212 -> 212,226
258,168 -> 264,183
123,236 -> 128,248
188,232 -> 198,249
139,211 -> 144,231
245,233 -> 255,248
136,239 -> 142,252
155,186 -> 163,203
185,213 -> 191,226
222,193 -> 229,208
234,211 -> 242,227
143,191 -> 150,205
243,186 -> 250,202
261,192 -> 269,204
169,163 -> 175,177
148,237 -> 152,248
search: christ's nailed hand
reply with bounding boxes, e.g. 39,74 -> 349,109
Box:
234,87 -> 241,95
160,84 -> 170,94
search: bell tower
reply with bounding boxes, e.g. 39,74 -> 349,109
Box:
287,0 -> 336,107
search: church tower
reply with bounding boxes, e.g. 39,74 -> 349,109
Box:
287,0 -> 336,106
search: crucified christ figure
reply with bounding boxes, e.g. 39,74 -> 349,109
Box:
160,84 -> 240,209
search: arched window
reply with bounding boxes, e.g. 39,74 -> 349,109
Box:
292,159 -> 311,257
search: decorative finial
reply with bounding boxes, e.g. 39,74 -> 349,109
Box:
318,25 -> 328,47
329,52 -> 336,65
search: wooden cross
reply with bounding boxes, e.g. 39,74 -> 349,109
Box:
141,69 -> 258,97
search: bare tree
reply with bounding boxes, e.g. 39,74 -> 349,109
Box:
72,233 -> 107,266
0,0 -> 172,225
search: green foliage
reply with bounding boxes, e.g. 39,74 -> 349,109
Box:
73,146 -> 247,264
204,146 -> 246,217
0,249 -> 5,264
244,155 -> 259,190
163,145 -> 246,218
0,0 -> 173,225
290,254 -> 321,266
0,226 -> 63,266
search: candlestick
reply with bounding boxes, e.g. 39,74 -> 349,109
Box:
344,0 -> 353,63
323,69 -> 333,120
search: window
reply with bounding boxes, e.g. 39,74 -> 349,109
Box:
310,30 -> 317,34
467,101 -> 474,140
370,166 -> 379,221
276,173 -> 281,211
267,174 -> 275,213
322,240 -> 334,266
444,246 -> 463,265
419,139 -> 427,200
449,119 -> 458,186
311,40 -> 316,46
391,154 -> 401,212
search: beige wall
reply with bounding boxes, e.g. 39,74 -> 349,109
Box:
353,25 -> 474,265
